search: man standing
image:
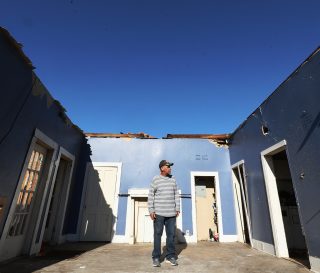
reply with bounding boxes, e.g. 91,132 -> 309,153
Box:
148,160 -> 180,267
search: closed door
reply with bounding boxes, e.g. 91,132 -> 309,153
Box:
135,201 -> 153,243
2,144 -> 47,259
81,166 -> 118,241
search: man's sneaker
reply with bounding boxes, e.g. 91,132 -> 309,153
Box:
152,258 -> 161,267
165,257 -> 178,266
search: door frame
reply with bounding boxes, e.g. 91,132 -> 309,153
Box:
190,171 -> 223,243
77,162 -> 122,241
40,147 -> 75,246
231,160 -> 253,246
0,129 -> 58,260
261,140 -> 289,257
125,188 -> 183,244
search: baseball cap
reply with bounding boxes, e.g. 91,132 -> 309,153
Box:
159,160 -> 174,169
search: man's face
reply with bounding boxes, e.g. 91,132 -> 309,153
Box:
161,164 -> 172,175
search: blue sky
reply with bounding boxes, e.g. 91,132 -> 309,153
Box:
1,0 -> 320,137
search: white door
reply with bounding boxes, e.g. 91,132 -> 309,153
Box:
2,144 -> 47,259
135,201 -> 153,243
81,166 -> 118,241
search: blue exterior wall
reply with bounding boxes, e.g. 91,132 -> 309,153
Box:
229,49 -> 320,257
88,137 -> 236,236
0,29 -> 88,236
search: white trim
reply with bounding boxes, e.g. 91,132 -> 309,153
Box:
252,239 -> 276,256
77,162 -> 122,241
76,163 -> 91,239
32,146 -> 75,248
29,131 -> 59,255
310,256 -> 320,273
231,160 -> 253,247
0,129 -> 59,261
220,235 -> 238,242
261,140 -> 287,156
232,171 -> 244,243
51,147 -> 75,244
126,188 -> 150,244
112,235 -> 126,243
34,129 -> 58,150
0,137 -> 37,261
261,140 -> 289,258
231,160 -> 245,169
190,171 -> 224,243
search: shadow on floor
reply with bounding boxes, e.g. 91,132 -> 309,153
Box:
0,242 -> 106,273
160,243 -> 188,262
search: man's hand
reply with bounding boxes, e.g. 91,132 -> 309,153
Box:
150,212 -> 156,220
176,211 -> 180,217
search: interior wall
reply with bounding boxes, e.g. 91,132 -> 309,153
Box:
87,137 -> 236,237
0,31 -> 88,238
229,49 -> 320,257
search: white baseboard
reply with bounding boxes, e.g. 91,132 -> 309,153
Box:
310,256 -> 320,273
219,234 -> 237,242
252,239 -> 275,256
185,235 -> 197,243
112,235 -> 126,243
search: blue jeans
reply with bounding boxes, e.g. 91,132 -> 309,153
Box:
152,214 -> 176,260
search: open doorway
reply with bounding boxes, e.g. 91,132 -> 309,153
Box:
261,141 -> 310,268
232,161 -> 252,246
43,149 -> 74,245
194,176 -> 219,242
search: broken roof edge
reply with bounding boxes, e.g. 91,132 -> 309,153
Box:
85,132 -> 158,139
231,46 -> 320,138
165,133 -> 231,147
85,133 -> 231,141
0,26 -> 35,69
1,27 -> 84,136
165,133 -> 231,140
30,71 -> 85,136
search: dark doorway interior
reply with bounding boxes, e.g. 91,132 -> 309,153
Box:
272,150 -> 310,268
233,165 -> 251,245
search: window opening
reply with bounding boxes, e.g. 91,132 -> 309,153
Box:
7,144 -> 47,237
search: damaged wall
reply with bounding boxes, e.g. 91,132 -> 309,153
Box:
229,48 -> 320,259
86,137 -> 236,239
0,29 -> 88,241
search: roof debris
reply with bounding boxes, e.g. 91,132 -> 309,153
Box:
165,134 -> 230,146
85,132 -> 231,144
85,132 -> 157,139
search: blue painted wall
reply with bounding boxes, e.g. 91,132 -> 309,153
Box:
88,137 -> 237,236
229,49 -> 320,257
0,29 -> 88,236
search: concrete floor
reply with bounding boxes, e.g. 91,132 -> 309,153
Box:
0,242 -> 311,273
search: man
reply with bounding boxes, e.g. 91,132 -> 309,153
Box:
148,160 -> 180,267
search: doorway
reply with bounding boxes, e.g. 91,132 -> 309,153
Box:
190,172 -> 222,242
2,144 -> 48,259
261,141 -> 310,268
80,163 -> 121,242
195,176 -> 218,241
43,150 -> 74,245
126,188 -> 182,244
134,197 -> 153,243
0,129 -> 59,261
232,162 -> 252,246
